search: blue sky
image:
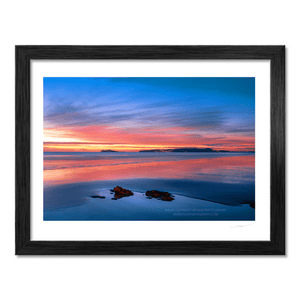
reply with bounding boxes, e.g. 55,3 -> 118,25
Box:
43,77 -> 255,152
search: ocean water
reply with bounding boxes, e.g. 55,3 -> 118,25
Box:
43,152 -> 255,220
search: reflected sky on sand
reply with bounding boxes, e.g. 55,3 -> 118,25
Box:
44,152 -> 254,186
43,152 -> 255,220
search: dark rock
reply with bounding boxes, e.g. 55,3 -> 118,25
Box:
113,186 -> 134,199
90,195 -> 106,199
243,201 -> 255,209
249,202 -> 255,209
111,197 -> 118,200
145,190 -> 174,201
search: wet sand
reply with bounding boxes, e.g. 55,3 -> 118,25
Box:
44,186 -> 254,221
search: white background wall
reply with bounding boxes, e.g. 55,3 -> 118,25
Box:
0,1 -> 298,300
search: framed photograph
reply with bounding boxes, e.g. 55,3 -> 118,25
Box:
15,46 -> 285,255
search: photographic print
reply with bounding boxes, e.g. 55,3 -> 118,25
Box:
43,77 -> 255,221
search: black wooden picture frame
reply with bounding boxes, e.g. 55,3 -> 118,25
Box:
15,46 -> 285,255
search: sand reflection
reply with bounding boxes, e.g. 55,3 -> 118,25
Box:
44,154 -> 254,186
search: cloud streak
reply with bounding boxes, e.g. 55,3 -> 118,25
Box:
44,77 -> 255,152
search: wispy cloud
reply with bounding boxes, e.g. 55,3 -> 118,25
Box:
43,77 -> 255,151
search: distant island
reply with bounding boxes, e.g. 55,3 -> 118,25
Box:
139,147 -> 254,153
101,149 -> 119,152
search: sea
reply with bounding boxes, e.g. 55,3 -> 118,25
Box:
43,152 -> 255,221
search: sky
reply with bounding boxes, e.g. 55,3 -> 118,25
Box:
43,77 -> 255,152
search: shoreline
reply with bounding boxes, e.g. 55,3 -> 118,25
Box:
44,178 -> 255,208
44,186 -> 255,221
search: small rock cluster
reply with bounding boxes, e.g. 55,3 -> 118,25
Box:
112,186 -> 134,199
91,187 -> 175,201
145,190 -> 174,201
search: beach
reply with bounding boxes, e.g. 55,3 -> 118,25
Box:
43,152 -> 255,221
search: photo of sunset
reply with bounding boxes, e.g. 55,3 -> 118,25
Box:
43,77 -> 255,221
